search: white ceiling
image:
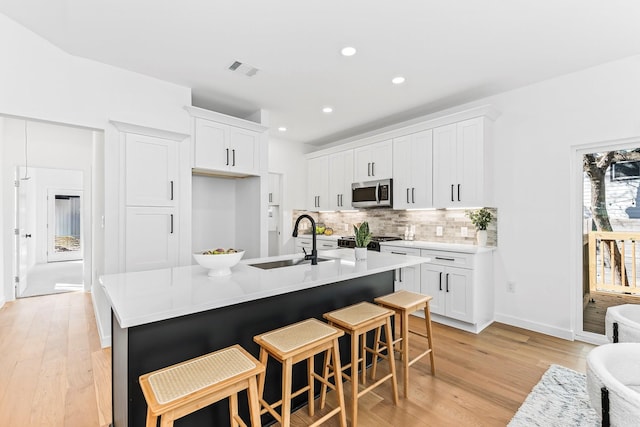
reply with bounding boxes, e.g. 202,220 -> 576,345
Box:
2,0 -> 640,145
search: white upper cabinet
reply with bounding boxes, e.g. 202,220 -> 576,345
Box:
353,139 -> 392,181
194,118 -> 259,175
433,117 -> 490,207
328,150 -> 354,210
125,133 -> 178,207
307,156 -> 329,211
393,130 -> 433,209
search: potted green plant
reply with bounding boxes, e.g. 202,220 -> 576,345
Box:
353,221 -> 372,260
466,208 -> 492,246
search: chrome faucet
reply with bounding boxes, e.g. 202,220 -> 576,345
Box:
292,214 -> 317,265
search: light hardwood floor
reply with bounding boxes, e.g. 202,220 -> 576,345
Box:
0,292 -> 595,427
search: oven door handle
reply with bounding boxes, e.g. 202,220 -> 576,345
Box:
375,182 -> 380,204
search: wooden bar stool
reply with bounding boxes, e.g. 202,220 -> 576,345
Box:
322,302 -> 399,427
374,290 -> 436,397
139,344 -> 265,427
253,318 -> 347,427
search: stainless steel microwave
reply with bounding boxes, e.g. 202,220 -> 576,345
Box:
351,179 -> 392,208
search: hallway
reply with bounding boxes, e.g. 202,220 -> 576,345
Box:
19,260 -> 83,298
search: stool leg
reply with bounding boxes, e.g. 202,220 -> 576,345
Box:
331,338 -> 348,427
308,354 -> 315,417
360,332 -> 367,385
424,303 -> 436,374
257,348 -> 269,399
319,348 -> 331,409
247,376 -> 262,427
385,317 -> 399,405
401,309 -> 410,397
230,392 -> 239,427
350,332 -> 359,427
371,325 -> 382,380
145,407 -> 157,427
281,358 -> 293,427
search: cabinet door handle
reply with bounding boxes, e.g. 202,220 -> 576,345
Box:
372,162 -> 375,176
317,196 -> 320,207
367,162 -> 371,176
226,148 -> 229,165
435,256 -> 455,261
439,272 -> 443,291
399,268 -> 403,282
170,180 -> 174,201
232,149 -> 236,166
451,184 -> 454,202
457,184 -> 461,202
406,188 -> 410,203
412,187 -> 415,203
269,192 -> 272,203
170,214 -> 174,234
340,194 -> 343,206
337,194 -> 340,206
446,273 -> 450,292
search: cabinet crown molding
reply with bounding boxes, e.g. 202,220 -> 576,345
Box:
110,120 -> 189,141
184,105 -> 268,133
306,104 -> 500,159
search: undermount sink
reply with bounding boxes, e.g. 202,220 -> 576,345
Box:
248,257 -> 332,270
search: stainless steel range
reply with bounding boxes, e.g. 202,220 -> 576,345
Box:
337,236 -> 402,252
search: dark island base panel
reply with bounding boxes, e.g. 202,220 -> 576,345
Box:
111,270 -> 394,427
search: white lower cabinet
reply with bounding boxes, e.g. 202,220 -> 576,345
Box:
419,248 -> 494,333
295,236 -> 338,253
380,246 -> 421,293
125,207 -> 178,272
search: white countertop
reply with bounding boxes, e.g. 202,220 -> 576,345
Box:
379,240 -> 495,253
100,249 -> 427,328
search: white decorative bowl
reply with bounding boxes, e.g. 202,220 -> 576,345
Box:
193,250 -> 245,277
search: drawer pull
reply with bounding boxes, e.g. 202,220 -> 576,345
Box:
435,256 -> 455,261
391,251 -> 407,255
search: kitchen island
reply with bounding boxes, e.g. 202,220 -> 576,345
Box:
101,248 -> 427,426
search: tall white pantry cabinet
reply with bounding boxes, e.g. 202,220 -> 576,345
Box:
111,121 -> 190,273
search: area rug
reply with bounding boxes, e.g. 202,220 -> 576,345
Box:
508,364 -> 600,427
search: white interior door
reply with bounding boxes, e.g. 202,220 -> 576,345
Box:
47,189 -> 83,262
14,167 -> 29,296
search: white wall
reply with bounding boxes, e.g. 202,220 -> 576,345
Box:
464,55 -> 640,339
0,13 -> 191,346
268,137 -> 309,253
191,175 -> 237,254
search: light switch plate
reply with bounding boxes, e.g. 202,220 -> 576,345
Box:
436,226 -> 443,236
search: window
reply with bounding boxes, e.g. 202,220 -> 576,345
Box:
610,160 -> 640,181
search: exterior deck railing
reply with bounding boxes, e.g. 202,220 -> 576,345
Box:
588,231 -> 640,295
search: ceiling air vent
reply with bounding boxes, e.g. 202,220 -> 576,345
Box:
227,60 -> 259,77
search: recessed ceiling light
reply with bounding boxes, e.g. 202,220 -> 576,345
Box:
392,76 -> 406,85
341,46 -> 357,57
322,106 -> 334,114
278,126 -> 287,132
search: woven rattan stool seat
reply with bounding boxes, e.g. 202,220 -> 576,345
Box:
324,301 -> 392,327
375,290 -> 431,310
148,347 -> 256,404
139,344 -> 264,427
260,319 -> 337,354
375,290 -> 436,398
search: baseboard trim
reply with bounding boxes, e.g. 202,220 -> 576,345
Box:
90,288 -> 111,348
494,312 -> 574,340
